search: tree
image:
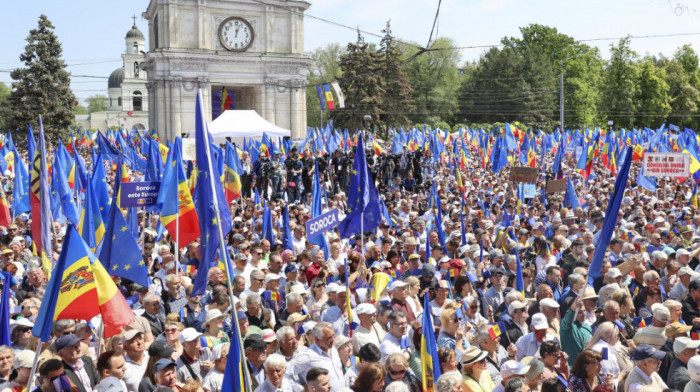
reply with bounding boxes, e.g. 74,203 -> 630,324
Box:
600,37 -> 640,128
331,31 -> 385,130
305,43 -> 344,128
8,15 -> 76,140
379,21 -> 414,127
0,83 -> 10,130
636,58 -> 671,125
85,94 -> 109,113
665,46 -> 700,127
399,37 -> 461,124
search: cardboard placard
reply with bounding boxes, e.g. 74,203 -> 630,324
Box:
642,152 -> 690,178
546,179 -> 567,193
509,167 -> 538,183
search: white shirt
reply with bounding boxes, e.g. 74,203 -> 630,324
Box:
123,352 -> 150,392
202,369 -> 224,392
514,332 -> 559,361
351,322 -> 387,353
591,340 -> 620,377
379,333 -> 408,365
628,366 -> 667,392
285,344 -> 344,392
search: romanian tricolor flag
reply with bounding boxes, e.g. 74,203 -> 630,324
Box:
78,181 -> 105,249
31,225 -> 133,339
372,140 -> 383,156
160,145 -> 200,246
421,292 -> 441,392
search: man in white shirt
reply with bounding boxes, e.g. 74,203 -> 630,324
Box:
514,313 -> 559,361
351,303 -> 387,353
292,226 -> 307,255
379,311 -> 410,365
285,322 -> 344,392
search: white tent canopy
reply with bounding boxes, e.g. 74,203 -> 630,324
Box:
206,110 -> 291,139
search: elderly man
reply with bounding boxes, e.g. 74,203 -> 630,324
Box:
162,274 -> 187,315
624,344 -> 668,391
122,330 -> 149,392
514,313 -> 559,361
140,294 -> 165,337
320,286 -> 355,337
243,334 -> 267,390
275,326 -> 301,361
539,298 -> 561,340
351,303 -> 386,353
285,322 -> 344,392
153,359 -> 180,390
484,265 -> 506,311
55,335 -> 99,392
18,267 -> 45,301
176,328 -> 213,383
633,304 -> 670,349
379,311 -> 410,365
388,280 -> 416,324
667,337 -> 700,390
685,357 -> 700,392
0,346 -> 13,391
669,266 -> 695,301
256,353 -> 293,392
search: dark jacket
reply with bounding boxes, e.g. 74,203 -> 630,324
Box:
63,356 -> 99,392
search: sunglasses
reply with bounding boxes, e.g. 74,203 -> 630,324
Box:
314,284 -> 325,288
18,327 -> 31,333
165,328 -> 179,333
389,369 -> 406,376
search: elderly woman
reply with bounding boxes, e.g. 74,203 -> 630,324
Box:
202,309 -> 229,348
585,322 -> 623,377
437,347 -> 458,374
462,295 -> 487,337
306,278 -> 327,321
334,335 -> 354,374
461,346 -> 494,392
437,306 -> 466,358
19,298 -> 40,322
435,371 -> 463,392
384,353 -> 420,392
429,280 -> 453,327
256,353 -> 292,392
569,350 -> 613,392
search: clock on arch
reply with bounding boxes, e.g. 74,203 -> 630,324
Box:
218,16 -> 254,52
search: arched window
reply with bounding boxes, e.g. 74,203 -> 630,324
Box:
133,91 -> 142,111
118,97 -> 122,107
134,62 -> 140,78
133,42 -> 138,53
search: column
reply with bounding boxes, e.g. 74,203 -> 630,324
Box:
264,78 -> 276,124
170,77 -> 182,141
290,79 -> 301,139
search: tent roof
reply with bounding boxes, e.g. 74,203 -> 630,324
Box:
206,110 -> 291,138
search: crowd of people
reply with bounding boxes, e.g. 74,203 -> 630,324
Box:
1,128 -> 699,392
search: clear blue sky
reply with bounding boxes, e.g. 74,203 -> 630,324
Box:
2,0 -> 700,106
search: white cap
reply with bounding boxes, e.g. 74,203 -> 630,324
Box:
500,360 -> 530,378
264,273 -> 281,284
652,303 -> 671,323
607,268 -> 622,279
212,343 -> 229,360
689,356 -> 700,383
332,285 -> 347,294
389,280 -> 408,291
508,301 -> 528,315
680,266 -> 696,277
180,328 -> 203,343
540,298 -> 560,309
673,337 -> 700,354
326,282 -> 340,293
356,303 -> 376,315
13,350 -> 35,369
531,313 -> 548,330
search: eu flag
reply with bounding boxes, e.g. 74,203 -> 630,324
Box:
588,147 -> 633,285
282,206 -> 294,251
192,90 -> 232,296
0,273 -> 11,345
310,161 -> 328,258
336,134 -> 381,238
98,202 -> 150,288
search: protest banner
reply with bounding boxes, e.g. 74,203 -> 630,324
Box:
545,179 -> 567,193
509,167 -> 538,183
120,181 -> 161,207
306,208 -> 339,239
642,152 -> 690,177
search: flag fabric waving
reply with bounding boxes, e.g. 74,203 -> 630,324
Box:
159,144 -> 200,246
336,134 -> 382,238
98,202 -> 150,288
421,291 -> 441,391
32,225 -> 133,339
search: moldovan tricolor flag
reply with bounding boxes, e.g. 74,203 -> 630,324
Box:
421,292 -> 441,391
32,225 -> 133,340
160,144 -> 200,246
322,83 -> 336,110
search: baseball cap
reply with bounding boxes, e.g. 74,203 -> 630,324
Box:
261,329 -> 277,343
244,334 -> 266,351
13,350 -> 35,369
264,273 -> 281,284
284,264 -> 298,274
665,321 -> 692,338
55,334 -> 81,352
540,298 -> 560,309
122,329 -> 144,344
531,313 -> 548,330
673,337 -> 700,354
148,340 -> 175,358
688,356 -> 700,383
508,301 -> 527,315
179,328 -> 203,343
500,360 -> 530,379
152,359 -> 176,373
607,268 -> 622,279
651,303 -> 670,323
422,264 -> 436,278
356,303 -> 376,315
630,344 -> 665,361
389,280 -> 408,291
286,313 -> 310,326
679,266 -> 695,277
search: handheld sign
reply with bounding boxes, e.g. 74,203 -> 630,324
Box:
306,208 -> 340,239
120,181 -> 161,207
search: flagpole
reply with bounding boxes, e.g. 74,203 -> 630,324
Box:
199,95 -> 253,391
25,335 -> 43,392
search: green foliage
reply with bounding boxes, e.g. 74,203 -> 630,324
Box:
306,43 -> 345,128
86,94 -> 109,113
0,83 -> 11,130
379,21 -> 414,127
399,37 -> 462,124
331,32 -> 385,130
600,37 -> 640,128
8,15 -> 76,141
636,58 -> 671,125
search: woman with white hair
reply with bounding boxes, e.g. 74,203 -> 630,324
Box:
435,371 -> 462,392
255,353 -> 292,392
584,322 -> 621,377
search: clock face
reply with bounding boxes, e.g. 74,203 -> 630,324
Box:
218,17 -> 254,52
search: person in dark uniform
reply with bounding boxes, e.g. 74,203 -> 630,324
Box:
681,279 -> 700,327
